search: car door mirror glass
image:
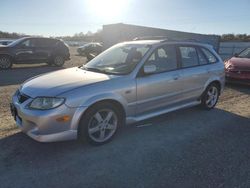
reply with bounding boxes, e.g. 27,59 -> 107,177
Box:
234,53 -> 239,57
143,64 -> 157,74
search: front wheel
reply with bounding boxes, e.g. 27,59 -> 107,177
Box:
78,103 -> 123,145
0,56 -> 12,69
201,83 -> 220,110
53,56 -> 65,67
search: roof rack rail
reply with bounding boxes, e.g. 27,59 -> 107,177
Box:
133,36 -> 170,41
132,36 -> 208,44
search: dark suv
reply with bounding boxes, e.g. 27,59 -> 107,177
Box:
0,37 -> 70,69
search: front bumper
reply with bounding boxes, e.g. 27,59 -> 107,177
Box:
225,71 -> 250,85
11,92 -> 86,142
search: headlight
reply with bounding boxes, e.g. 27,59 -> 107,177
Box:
29,97 -> 65,110
225,64 -> 235,70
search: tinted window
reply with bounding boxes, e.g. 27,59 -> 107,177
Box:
35,39 -> 56,47
20,39 -> 35,47
145,45 -> 177,73
197,49 -> 208,65
201,48 -> 217,63
179,47 -> 199,68
238,48 -> 250,58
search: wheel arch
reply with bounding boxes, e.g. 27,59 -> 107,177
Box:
203,78 -> 223,95
75,99 -> 126,133
0,53 -> 14,60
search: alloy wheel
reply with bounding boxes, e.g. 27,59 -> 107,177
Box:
206,86 -> 218,108
0,57 -> 11,69
54,56 -> 64,66
88,109 -> 118,143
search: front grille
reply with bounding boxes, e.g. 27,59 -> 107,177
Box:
17,90 -> 30,104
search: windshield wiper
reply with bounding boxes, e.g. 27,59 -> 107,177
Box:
81,65 -> 124,75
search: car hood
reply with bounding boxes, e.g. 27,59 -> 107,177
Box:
228,57 -> 250,68
21,67 -> 113,98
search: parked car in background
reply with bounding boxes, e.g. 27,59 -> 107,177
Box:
0,37 -> 70,69
77,42 -> 102,61
224,47 -> 250,85
0,39 -> 14,46
10,39 -> 224,145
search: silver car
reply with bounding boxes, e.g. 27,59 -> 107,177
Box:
10,39 -> 225,145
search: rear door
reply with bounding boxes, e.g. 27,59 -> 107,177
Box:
136,44 -> 183,115
177,45 -> 210,101
33,39 -> 54,62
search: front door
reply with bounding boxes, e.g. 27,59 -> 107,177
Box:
136,44 -> 183,115
15,39 -> 36,63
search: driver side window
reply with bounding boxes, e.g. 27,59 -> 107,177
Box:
145,45 -> 177,73
20,39 -> 34,48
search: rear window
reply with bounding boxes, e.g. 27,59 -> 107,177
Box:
201,48 -> 217,63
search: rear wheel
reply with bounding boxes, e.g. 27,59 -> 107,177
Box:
78,103 -> 123,145
201,83 -> 219,110
0,56 -> 12,69
53,55 -> 65,67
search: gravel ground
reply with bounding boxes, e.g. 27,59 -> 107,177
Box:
0,48 -> 249,188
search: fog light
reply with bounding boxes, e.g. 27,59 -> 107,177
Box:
56,115 -> 71,122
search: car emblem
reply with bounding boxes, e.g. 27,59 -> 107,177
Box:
237,71 -> 241,74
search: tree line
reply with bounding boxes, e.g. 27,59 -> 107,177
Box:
220,34 -> 250,42
1,30 -> 250,42
0,30 -> 102,42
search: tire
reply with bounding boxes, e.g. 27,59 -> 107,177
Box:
0,55 -> 12,69
78,102 -> 123,145
53,55 -> 65,67
201,83 -> 220,110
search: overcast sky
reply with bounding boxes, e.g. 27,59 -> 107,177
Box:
1,0 -> 250,36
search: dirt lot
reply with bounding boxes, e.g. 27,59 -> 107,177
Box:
0,47 -> 250,187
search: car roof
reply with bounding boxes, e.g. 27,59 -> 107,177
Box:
19,37 -> 59,41
122,39 -> 213,49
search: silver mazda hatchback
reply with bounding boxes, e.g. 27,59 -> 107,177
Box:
11,39 -> 225,145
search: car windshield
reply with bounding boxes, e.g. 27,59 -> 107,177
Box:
238,47 -> 250,58
7,38 -> 25,47
82,43 -> 150,75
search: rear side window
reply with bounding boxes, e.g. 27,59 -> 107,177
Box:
145,45 -> 177,73
34,39 -> 56,47
201,48 -> 217,63
197,49 -> 208,65
179,47 -> 199,68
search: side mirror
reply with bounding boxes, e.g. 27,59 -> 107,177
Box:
234,53 -> 239,57
143,64 -> 157,74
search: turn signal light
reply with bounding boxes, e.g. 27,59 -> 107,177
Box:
56,115 -> 71,122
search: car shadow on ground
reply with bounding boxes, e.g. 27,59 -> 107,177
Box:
0,64 -> 64,86
226,83 -> 250,95
0,107 -> 250,187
